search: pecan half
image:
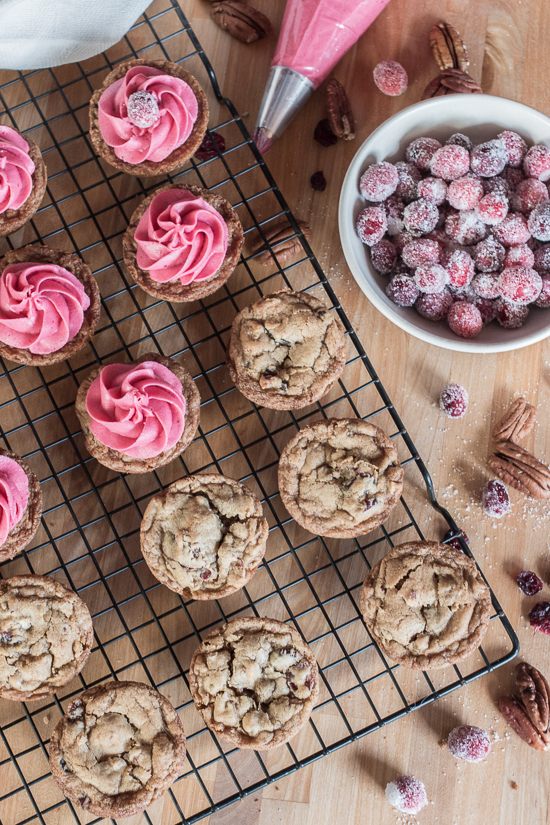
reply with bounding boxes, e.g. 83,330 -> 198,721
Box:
250,220 -> 311,266
326,78 -> 355,141
429,22 -> 470,72
211,1 -> 272,43
422,68 -> 483,100
489,442 -> 550,499
516,662 -> 550,734
492,397 -> 538,444
498,696 -> 549,751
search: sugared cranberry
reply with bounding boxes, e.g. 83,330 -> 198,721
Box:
443,528 -> 470,551
381,195 -> 405,235
356,206 -> 387,245
386,275 -> 419,306
475,192 -> 509,225
449,282 -> 476,303
359,162 -> 399,201
517,571 -> 543,596
483,176 -> 510,199
447,175 -> 483,210
127,90 -> 160,128
446,132 -> 473,151
439,382 -> 469,418
447,301 -> 483,338
504,244 -> 535,268
472,295 -> 498,324
373,60 -> 408,96
535,276 -> 550,307
401,238 -> 440,268
430,144 -> 470,181
493,213 -> 531,246
385,776 -> 428,815
528,201 -> 550,241
393,230 -> 415,254
445,250 -> 474,287
371,239 -> 397,273
472,272 -> 500,299
406,137 -> 442,171
414,263 -> 447,294
498,130 -> 528,167
533,244 -> 550,272
311,170 -> 327,191
314,118 -> 337,147
524,144 -> 550,181
502,166 -> 526,189
196,130 -> 226,161
474,236 -> 505,272
482,479 -> 511,517
495,298 -> 529,328
395,161 -> 421,202
403,198 -> 439,234
528,601 -> 550,634
447,725 -> 491,762
497,266 -> 542,305
417,176 -> 448,204
471,139 -> 508,177
511,178 -> 548,214
445,210 -> 486,245
415,289 -> 453,320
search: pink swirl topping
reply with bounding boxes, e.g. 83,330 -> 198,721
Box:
86,361 -> 186,459
0,125 -> 35,214
0,456 -> 29,546
0,263 -> 90,355
97,66 -> 199,164
134,189 -> 229,284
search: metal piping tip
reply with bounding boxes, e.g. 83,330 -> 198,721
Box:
253,127 -> 275,155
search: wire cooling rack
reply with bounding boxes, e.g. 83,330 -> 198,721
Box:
0,2 -> 519,824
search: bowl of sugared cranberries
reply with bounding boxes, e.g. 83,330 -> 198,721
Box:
338,94 -> 550,352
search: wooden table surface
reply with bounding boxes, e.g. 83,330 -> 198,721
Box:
185,0 -> 550,823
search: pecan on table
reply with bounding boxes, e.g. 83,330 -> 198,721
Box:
422,68 -> 483,100
492,397 -> 538,444
489,442 -> 550,499
429,22 -> 470,72
499,662 -> 550,751
211,1 -> 272,43
249,219 -> 311,266
326,78 -> 355,141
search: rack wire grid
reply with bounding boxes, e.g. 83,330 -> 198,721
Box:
0,2 -> 519,824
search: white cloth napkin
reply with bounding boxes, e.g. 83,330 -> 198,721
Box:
0,0 -> 153,70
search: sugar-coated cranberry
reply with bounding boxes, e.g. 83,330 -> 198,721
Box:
497,130 -> 528,167
446,132 -> 473,151
472,295 -> 498,324
502,166 -> 526,189
511,178 -> 548,214
386,275 -> 419,306
402,238 -> 441,268
495,297 -> 530,328
529,601 -> 550,634
430,144 -> 471,181
447,725 -> 491,762
415,288 -> 453,320
446,250 -> 475,287
504,244 -> 535,268
385,776 -> 428,815
394,161 -> 421,202
381,195 -> 405,235
406,136 -> 442,171
535,276 -> 550,307
414,263 -> 448,294
471,139 -> 508,177
447,175 -> 484,210
533,244 -> 550,272
443,528 -> 470,551
517,571 -> 543,596
483,176 -> 510,199
493,213 -> 531,246
196,130 -> 226,161
475,192 -> 509,225
482,479 -> 510,517
445,210 -> 486,244
403,198 -> 439,234
394,230 -> 415,254
439,382 -> 468,418
126,90 -> 160,128
447,301 -> 483,338
370,239 -> 397,273
356,206 -> 387,245
417,176 -> 448,204
359,162 -> 399,201
449,282 -> 476,303
474,236 -> 506,272
524,144 -> 550,181
498,266 -> 542,305
472,272 -> 500,299
528,201 -> 550,241
373,60 -> 408,96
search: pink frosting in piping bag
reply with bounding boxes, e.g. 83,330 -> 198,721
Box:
86,361 -> 187,459
0,125 -> 35,214
0,456 -> 29,546
135,189 -> 229,284
0,263 -> 90,355
98,66 -> 199,164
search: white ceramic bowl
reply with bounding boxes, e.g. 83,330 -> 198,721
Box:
338,94 -> 550,353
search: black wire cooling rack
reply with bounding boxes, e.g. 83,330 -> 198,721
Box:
0,1 -> 519,823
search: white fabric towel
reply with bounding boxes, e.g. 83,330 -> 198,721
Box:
0,0 -> 153,70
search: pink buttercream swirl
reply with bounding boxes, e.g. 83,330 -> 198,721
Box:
0,456 -> 29,546
86,361 -> 187,459
0,125 -> 35,214
97,66 -> 199,164
0,262 -> 90,355
134,189 -> 229,284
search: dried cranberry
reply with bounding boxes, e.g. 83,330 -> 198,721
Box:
311,170 -> 327,191
364,496 -> 377,510
195,131 -> 226,161
443,528 -> 470,551
0,631 -> 12,643
528,601 -> 550,634
517,571 -> 543,596
289,681 -> 298,692
314,118 -> 338,147
200,570 -> 212,580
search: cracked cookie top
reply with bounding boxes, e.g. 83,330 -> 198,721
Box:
360,541 -> 492,670
189,617 -> 319,749
140,474 -> 269,599
0,575 -> 93,701
278,418 -> 404,538
227,289 -> 346,410
49,680 -> 187,818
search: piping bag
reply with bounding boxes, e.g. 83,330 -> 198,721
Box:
254,0 -> 392,154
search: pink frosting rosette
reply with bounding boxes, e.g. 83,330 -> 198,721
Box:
97,66 -> 199,164
134,189 -> 229,284
86,361 -> 187,459
0,456 -> 29,546
0,126 -> 35,214
0,263 -> 90,355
